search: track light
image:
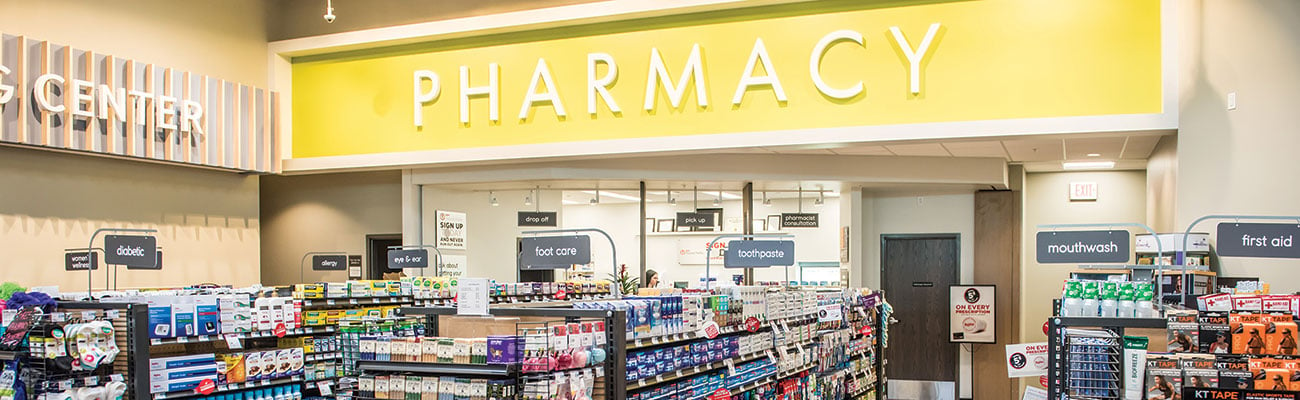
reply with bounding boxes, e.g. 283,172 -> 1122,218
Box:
667,190 -> 676,205
323,0 -> 336,23
713,189 -> 721,206
762,191 -> 772,206
590,189 -> 600,205
489,191 -> 499,207
815,190 -> 825,207
524,191 -> 533,206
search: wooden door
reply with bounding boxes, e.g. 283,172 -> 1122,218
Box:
883,235 -> 960,386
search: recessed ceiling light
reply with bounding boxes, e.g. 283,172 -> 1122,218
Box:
1086,153 -> 1101,157
1062,161 -> 1115,170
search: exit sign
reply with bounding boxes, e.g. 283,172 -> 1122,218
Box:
1069,182 -> 1098,201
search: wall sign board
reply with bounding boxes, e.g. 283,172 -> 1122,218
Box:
723,240 -> 794,268
517,211 -> 558,227
781,213 -> 819,228
388,249 -> 429,269
435,210 -> 467,250
1217,223 -> 1300,258
1035,230 -> 1130,264
312,255 -> 347,271
519,236 -> 591,270
104,235 -> 157,268
64,251 -> 98,271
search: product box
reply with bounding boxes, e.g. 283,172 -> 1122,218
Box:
1215,354 -> 1251,389
1234,295 -> 1263,312
147,296 -> 175,339
1180,354 -> 1218,389
220,353 -> 247,384
1197,312 -> 1230,354
172,297 -> 197,337
150,354 -> 216,371
245,351 -> 264,381
1231,313 -> 1269,355
1250,357 -> 1293,391
1145,355 -> 1181,400
195,295 -> 220,336
149,364 -> 219,383
1267,313 -> 1299,355
149,376 -> 210,394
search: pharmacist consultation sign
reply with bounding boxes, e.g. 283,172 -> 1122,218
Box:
1035,230 -> 1129,263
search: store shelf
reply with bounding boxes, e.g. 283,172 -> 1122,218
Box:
301,296 -> 412,309
39,374 -> 126,392
628,350 -> 769,391
355,360 -> 518,377
306,351 -> 341,363
1051,317 -> 1166,329
150,326 -> 336,346
628,314 -> 817,350
152,375 -> 303,400
0,350 -> 25,361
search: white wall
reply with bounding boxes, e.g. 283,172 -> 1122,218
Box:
861,191 -> 975,398
561,197 -> 841,287
1177,0 -> 1300,293
419,187 -> 564,282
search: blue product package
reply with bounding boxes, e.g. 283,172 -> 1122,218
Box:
147,298 -> 174,339
196,296 -> 220,336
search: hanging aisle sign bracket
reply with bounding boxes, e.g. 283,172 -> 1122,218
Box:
703,234 -> 795,290
521,228 -> 619,296
386,244 -> 444,276
85,228 -> 158,300
1181,215 -> 1300,305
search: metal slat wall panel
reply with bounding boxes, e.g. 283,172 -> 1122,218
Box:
38,40 -> 50,146
61,45 -> 73,148
163,67 -> 174,161
181,71 -> 191,163
14,36 -> 26,143
261,88 -> 270,171
198,75 -> 208,165
104,55 -> 118,154
124,60 -> 135,156
144,63 -> 154,159
214,79 -> 225,167
230,82 -> 239,169
83,50 -> 97,151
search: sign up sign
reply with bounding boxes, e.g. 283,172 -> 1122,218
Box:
723,240 -> 794,268
1217,223 -> 1300,258
312,255 -> 347,271
519,236 -> 591,270
388,249 -> 430,269
1035,230 -> 1130,263
104,235 -> 157,268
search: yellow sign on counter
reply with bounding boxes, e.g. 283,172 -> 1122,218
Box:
291,0 -> 1162,159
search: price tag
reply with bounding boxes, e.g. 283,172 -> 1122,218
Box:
225,334 -> 243,349
595,367 -> 605,378
58,380 -> 71,390
554,289 -> 567,300
105,310 -> 120,320
724,359 -> 737,375
81,311 -> 96,321
177,336 -> 190,343
51,313 -> 66,323
699,321 -> 721,339
707,388 -> 732,400
86,376 -> 98,386
317,381 -> 333,396
110,374 -> 124,383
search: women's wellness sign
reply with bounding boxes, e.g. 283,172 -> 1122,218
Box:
950,285 -> 996,343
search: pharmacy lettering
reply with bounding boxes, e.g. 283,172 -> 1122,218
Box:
0,34 -> 279,173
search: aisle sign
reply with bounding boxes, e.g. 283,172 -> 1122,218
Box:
781,213 -> 819,228
312,255 -> 347,271
104,235 -> 157,268
950,285 -> 996,343
435,210 -> 467,250
676,212 -> 715,228
723,240 -> 795,268
388,249 -> 429,269
1035,230 -> 1129,263
517,211 -> 558,227
1005,342 -> 1049,377
65,252 -> 98,271
1216,223 -> 1300,258
126,251 -> 163,270
519,236 -> 591,270
457,278 -> 490,316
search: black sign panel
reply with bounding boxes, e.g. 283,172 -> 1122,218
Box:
724,240 -> 795,268
1217,222 -> 1300,259
104,235 -> 158,268
781,213 -> 820,228
388,249 -> 430,269
1035,230 -> 1130,263
676,212 -> 715,227
127,251 -> 163,270
517,211 -> 559,227
348,255 -> 362,267
65,251 -> 98,271
313,255 -> 347,271
519,236 -> 591,270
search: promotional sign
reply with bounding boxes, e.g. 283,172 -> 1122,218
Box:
676,212 -> 716,228
781,213 -> 819,228
435,210 -> 467,250
677,239 -> 726,265
519,236 -> 591,270
104,235 -> 157,268
64,251 -> 98,271
1035,230 -> 1130,263
388,249 -> 429,269
127,251 -> 163,270
1005,342 -> 1049,377
818,304 -> 843,323
517,211 -> 558,227
723,240 -> 795,268
457,278 -> 490,316
1216,223 -> 1300,259
312,255 -> 347,271
950,285 -> 996,343
0,307 -> 43,348
437,255 -> 467,277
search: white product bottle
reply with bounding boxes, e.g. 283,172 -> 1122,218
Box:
1099,282 -> 1119,318
1080,281 -> 1100,317
1061,281 -> 1083,317
1118,282 -> 1137,318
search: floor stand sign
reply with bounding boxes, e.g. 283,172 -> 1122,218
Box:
520,228 -> 619,296
84,228 -> 158,299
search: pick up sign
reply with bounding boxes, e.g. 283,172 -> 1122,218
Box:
388,249 -> 429,269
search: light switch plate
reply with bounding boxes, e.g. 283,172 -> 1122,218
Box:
1228,91 -> 1237,110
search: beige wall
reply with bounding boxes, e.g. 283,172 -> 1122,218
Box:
1146,136 -> 1178,232
268,0 -> 603,41
0,0 -> 268,87
1019,171 -> 1146,368
1177,0 -> 1300,292
260,171 -> 402,286
0,146 -> 260,290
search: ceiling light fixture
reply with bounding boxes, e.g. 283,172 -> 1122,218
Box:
581,190 -> 639,202
489,191 -> 499,207
323,0 -> 336,23
667,190 -> 677,205
562,199 -> 583,205
590,189 -> 600,205
1086,153 -> 1102,157
713,189 -> 722,206
1062,161 -> 1116,170
815,190 -> 825,207
762,191 -> 772,206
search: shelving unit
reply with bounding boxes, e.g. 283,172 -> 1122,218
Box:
1045,317 -> 1166,399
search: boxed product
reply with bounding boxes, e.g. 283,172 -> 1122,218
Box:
1180,354 -> 1217,389
1250,357 -> 1293,391
1231,313 -> 1269,355
219,353 -> 247,384
245,351 -> 264,381
1197,312 -> 1230,354
1166,310 -> 1198,353
150,354 -> 215,371
1215,354 -> 1251,389
1266,313 -> 1299,355
1144,355 -> 1181,400
195,295 -> 220,336
172,296 -> 197,337
146,296 -> 175,339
